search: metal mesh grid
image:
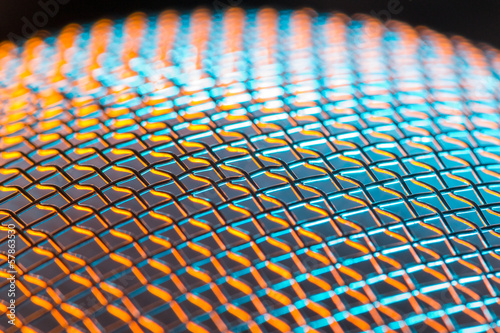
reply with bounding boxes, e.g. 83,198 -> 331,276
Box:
1,7 -> 500,333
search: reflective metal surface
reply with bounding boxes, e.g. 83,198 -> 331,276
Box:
1,8 -> 500,333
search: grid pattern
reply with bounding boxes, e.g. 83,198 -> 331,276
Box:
1,7 -> 500,333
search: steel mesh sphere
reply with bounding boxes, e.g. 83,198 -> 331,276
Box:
1,7 -> 500,333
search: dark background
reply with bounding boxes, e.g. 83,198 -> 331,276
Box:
1,0 -> 499,48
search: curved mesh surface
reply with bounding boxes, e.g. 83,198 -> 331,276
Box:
1,7 -> 500,333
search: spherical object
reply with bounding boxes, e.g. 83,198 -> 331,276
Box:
1,8 -> 500,333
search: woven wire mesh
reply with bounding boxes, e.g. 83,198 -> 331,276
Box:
1,7 -> 500,333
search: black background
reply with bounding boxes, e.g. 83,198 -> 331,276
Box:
1,0 -> 499,48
